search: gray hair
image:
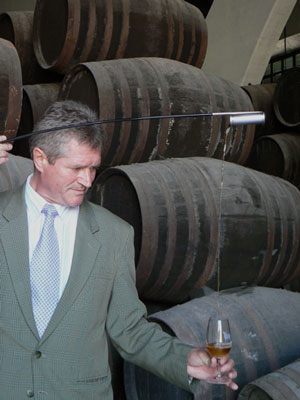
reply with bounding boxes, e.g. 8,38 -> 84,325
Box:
29,100 -> 105,164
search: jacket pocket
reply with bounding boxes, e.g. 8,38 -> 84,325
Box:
76,359 -> 109,384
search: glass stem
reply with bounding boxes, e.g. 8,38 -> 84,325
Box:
216,358 -> 222,379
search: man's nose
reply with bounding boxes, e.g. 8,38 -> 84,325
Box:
78,168 -> 95,187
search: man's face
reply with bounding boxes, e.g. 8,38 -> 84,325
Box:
34,138 -> 101,207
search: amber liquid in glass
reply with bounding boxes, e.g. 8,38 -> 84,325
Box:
206,342 -> 232,358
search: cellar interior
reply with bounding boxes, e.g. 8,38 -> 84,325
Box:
0,1 -> 299,399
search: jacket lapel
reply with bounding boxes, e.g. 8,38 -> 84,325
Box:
40,199 -> 102,343
0,185 -> 39,338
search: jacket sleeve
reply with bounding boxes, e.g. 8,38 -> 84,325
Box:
105,225 -> 195,392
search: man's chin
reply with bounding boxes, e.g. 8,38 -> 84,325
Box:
67,193 -> 85,207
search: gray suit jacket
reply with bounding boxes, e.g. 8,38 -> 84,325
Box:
0,184 -> 193,399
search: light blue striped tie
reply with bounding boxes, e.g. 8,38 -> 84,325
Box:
30,204 -> 60,337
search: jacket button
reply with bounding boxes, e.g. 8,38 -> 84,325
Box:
27,389 -> 34,397
35,351 -> 42,359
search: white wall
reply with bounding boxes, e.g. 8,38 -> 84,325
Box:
202,0 -> 297,85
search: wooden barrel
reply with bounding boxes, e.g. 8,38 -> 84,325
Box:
241,84 -> 285,138
284,277 -> 300,293
33,0 -> 207,73
124,287 -> 300,400
13,83 -> 60,158
0,38 -> 22,139
0,154 -> 33,192
124,361 -> 192,400
273,68 -> 300,129
59,58 -> 255,166
0,11 -> 61,85
124,300 -> 194,400
90,157 -> 300,303
108,339 -> 127,400
246,133 -> 300,189
238,358 -> 300,400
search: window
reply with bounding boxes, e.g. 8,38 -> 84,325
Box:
262,50 -> 300,83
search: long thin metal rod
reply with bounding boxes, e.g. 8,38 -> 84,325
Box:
2,111 -> 265,143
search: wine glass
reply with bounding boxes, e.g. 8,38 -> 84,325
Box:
206,317 -> 232,384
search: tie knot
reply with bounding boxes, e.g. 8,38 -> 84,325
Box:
42,204 -> 58,219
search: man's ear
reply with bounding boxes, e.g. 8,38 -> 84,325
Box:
32,147 -> 48,172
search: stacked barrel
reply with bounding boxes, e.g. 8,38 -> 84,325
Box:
126,287 -> 300,400
243,68 -> 300,190
238,357 -> 300,400
0,2 -> 300,400
0,9 -> 61,161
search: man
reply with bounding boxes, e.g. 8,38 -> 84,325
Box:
0,100 -> 237,399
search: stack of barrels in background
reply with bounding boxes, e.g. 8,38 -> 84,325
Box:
242,68 -> 300,298
242,69 -> 300,191
0,1 -> 300,399
238,357 -> 300,400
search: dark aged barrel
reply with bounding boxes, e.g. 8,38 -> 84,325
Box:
246,133 -> 300,189
0,38 -> 22,139
124,361 -> 192,400
59,58 -> 255,166
19,83 -> 60,134
13,83 -> 60,158
273,68 -> 300,129
124,287 -> 300,400
108,339 -> 126,400
284,277 -> 300,292
241,83 -> 285,138
238,358 -> 300,400
33,0 -> 207,73
90,157 -> 300,303
0,11 -> 61,85
125,297 -> 193,399
0,154 -> 33,192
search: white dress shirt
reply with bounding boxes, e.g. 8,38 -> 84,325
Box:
25,174 -> 79,298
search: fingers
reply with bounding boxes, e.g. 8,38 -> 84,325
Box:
226,376 -> 239,391
187,348 -> 210,367
198,349 -> 212,366
218,354 -> 230,365
211,356 -> 238,390
220,357 -> 238,390
187,349 -> 218,381
187,348 -> 238,390
0,136 -> 13,164
0,135 -> 13,149
219,357 -> 237,377
219,356 -> 235,372
208,356 -> 217,368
